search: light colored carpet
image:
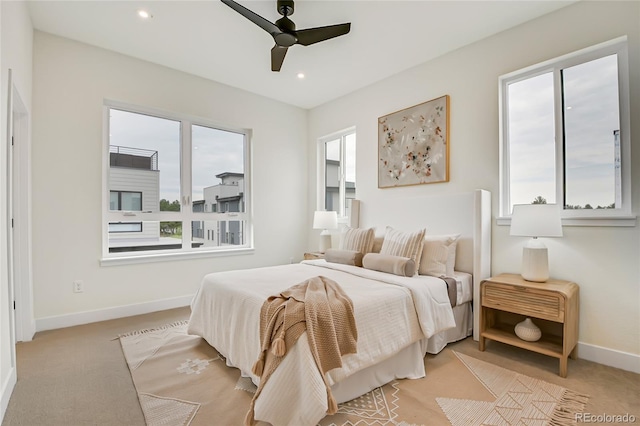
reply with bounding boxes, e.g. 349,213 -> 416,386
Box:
119,322 -> 590,426
3,307 -> 639,426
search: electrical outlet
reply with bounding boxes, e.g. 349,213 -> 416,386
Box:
73,280 -> 84,293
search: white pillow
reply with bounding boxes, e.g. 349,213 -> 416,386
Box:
379,227 -> 426,275
419,234 -> 460,277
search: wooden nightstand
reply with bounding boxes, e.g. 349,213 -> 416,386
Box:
303,252 -> 325,260
479,273 -> 579,377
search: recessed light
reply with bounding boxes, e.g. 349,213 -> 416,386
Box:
138,10 -> 152,19
297,72 -> 305,79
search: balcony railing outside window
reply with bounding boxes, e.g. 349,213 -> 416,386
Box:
110,145 -> 158,171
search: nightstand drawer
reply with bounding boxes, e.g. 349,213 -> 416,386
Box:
482,282 -> 564,322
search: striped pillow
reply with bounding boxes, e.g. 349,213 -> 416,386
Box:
340,227 -> 375,254
379,227 -> 426,275
419,234 -> 460,277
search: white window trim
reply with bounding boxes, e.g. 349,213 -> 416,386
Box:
498,36 -> 635,227
101,100 -> 253,266
317,127 -> 356,223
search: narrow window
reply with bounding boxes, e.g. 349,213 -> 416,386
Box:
320,128 -> 356,220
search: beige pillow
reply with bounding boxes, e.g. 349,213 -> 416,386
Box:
362,253 -> 416,277
324,249 -> 364,267
379,227 -> 426,275
371,235 -> 384,253
419,234 -> 460,277
340,227 -> 375,254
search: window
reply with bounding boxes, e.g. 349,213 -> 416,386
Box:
319,128 -> 356,221
109,222 -> 143,233
103,102 -> 251,261
499,37 -> 632,224
110,191 -> 142,211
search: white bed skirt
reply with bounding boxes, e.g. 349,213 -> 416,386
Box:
329,302 -> 473,404
425,301 -> 473,354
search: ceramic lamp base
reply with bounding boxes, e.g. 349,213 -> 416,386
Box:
318,232 -> 332,253
521,239 -> 549,282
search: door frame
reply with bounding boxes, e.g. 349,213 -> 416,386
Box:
7,69 -> 34,343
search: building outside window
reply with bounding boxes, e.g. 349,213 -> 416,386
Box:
103,103 -> 251,259
499,37 -> 632,223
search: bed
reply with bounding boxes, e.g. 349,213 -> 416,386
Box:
188,189 -> 491,425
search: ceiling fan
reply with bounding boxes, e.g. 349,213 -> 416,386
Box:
221,0 -> 351,72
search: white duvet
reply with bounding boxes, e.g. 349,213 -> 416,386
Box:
187,260 -> 456,425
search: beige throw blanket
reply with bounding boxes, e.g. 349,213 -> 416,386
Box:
245,275 -> 358,425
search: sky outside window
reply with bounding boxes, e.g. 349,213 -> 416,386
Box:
110,109 -> 245,205
507,72 -> 556,209
563,54 -> 620,209
506,53 -> 621,212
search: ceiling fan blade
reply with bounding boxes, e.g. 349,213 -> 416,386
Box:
271,45 -> 289,72
221,0 -> 281,36
295,23 -> 351,46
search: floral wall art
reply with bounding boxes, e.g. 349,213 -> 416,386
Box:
378,95 -> 450,188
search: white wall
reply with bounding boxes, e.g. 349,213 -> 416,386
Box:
31,32 -> 308,326
1,0 -> 33,420
308,1 -> 640,371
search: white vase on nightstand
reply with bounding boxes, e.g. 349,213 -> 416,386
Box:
515,318 -> 542,342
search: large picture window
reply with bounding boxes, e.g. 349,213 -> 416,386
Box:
103,102 -> 251,261
499,37 -> 632,224
319,128 -> 356,221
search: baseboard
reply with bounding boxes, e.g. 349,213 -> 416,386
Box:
35,295 -> 193,332
577,341 -> 640,374
1,366 -> 17,424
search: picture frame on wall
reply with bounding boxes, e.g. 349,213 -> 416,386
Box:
378,95 -> 450,188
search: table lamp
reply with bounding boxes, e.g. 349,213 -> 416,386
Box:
510,204 -> 563,282
313,210 -> 338,253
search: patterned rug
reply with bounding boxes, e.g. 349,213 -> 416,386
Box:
119,322 -> 588,426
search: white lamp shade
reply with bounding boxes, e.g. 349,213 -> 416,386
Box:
510,204 -> 563,238
313,211 -> 337,253
313,210 -> 338,230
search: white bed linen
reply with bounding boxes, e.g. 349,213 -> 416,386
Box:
188,261 -> 456,426
453,271 -> 473,305
334,302 -> 473,404
424,301 -> 473,354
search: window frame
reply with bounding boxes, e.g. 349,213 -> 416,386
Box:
317,127 -> 356,222
101,100 -> 253,265
498,37 -> 634,227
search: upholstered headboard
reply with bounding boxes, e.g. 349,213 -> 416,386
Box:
356,189 -> 491,340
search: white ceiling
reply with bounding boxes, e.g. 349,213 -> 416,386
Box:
26,0 -> 575,109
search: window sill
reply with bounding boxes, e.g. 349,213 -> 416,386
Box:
496,215 -> 637,227
100,247 -> 255,267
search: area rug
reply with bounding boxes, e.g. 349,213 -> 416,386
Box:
119,322 -> 589,426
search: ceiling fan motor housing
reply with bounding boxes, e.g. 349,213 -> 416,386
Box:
277,0 -> 294,16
